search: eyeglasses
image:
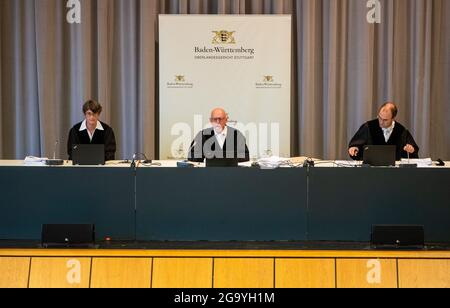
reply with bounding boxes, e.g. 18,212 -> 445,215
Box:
377,114 -> 392,122
210,117 -> 226,122
86,111 -> 99,117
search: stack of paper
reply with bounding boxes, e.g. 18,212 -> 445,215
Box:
400,158 -> 433,168
333,160 -> 363,167
24,156 -> 48,166
257,156 -> 291,169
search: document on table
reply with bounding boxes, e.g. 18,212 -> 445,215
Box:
24,156 -> 48,166
400,158 -> 433,167
333,160 -> 363,167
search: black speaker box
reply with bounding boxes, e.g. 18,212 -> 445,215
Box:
41,224 -> 95,248
371,225 -> 424,249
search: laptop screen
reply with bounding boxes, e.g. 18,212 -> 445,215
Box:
204,150 -> 241,167
72,144 -> 105,165
205,158 -> 239,167
363,145 -> 396,166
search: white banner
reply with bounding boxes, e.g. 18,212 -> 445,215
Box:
159,15 -> 291,160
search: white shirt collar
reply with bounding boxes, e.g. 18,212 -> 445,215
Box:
382,121 -> 395,142
80,120 -> 104,141
79,120 -> 104,132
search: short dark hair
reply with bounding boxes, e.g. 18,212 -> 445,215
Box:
379,102 -> 398,118
83,100 -> 102,114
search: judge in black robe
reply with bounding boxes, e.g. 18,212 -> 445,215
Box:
188,108 -> 250,163
67,100 -> 117,161
348,102 -> 419,161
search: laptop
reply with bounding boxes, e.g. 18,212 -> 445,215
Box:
363,145 -> 396,166
72,144 -> 105,165
204,150 -> 242,167
206,157 -> 239,167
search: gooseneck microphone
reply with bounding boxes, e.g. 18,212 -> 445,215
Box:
131,154 -> 136,168
53,141 -> 58,160
400,129 -> 417,168
130,153 -> 153,168
46,141 -> 64,166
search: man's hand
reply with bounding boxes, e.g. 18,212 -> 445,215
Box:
349,147 -> 359,157
404,144 -> 415,154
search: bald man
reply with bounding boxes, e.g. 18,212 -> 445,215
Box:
348,102 -> 419,160
188,108 -> 250,163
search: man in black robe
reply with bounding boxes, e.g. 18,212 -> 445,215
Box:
188,108 -> 250,163
348,102 -> 419,160
67,100 -> 117,161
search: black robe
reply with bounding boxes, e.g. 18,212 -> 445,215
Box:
67,121 -> 117,161
188,127 -> 250,163
349,119 -> 419,160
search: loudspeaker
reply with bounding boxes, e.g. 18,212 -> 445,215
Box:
41,224 -> 95,248
371,225 -> 424,249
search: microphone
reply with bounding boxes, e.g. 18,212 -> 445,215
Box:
303,158 -> 315,168
131,153 -> 136,168
130,153 -> 152,168
399,129 -> 417,168
436,158 -> 445,166
46,141 -> 64,166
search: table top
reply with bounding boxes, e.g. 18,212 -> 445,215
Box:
0,159 -> 450,168
0,159 -> 448,168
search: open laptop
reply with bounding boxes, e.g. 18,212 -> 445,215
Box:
363,145 -> 396,166
72,144 -> 105,166
206,157 -> 239,167
204,151 -> 241,167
